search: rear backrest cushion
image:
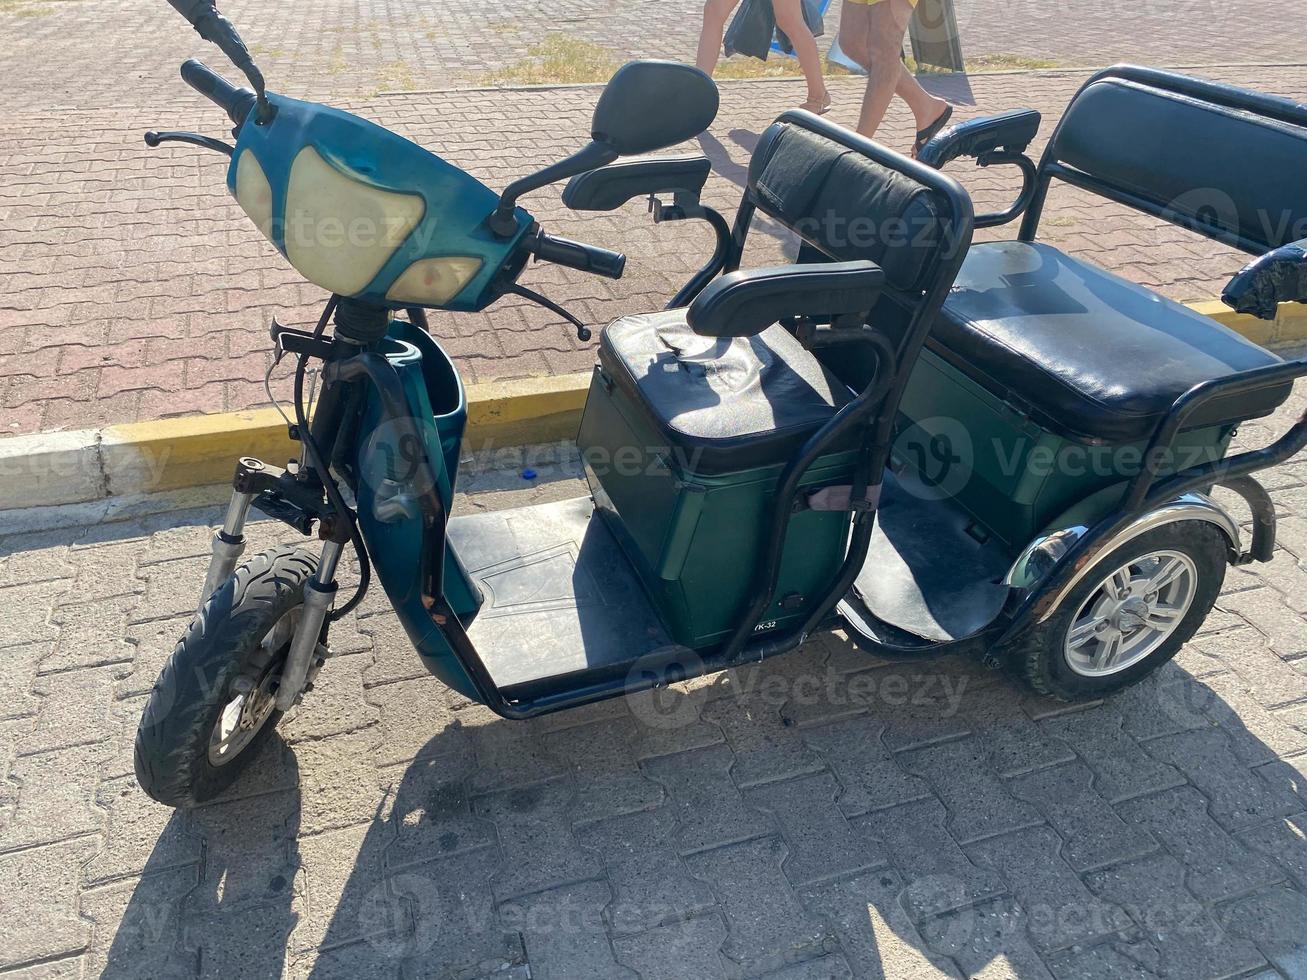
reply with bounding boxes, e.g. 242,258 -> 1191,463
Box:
1053,79 -> 1307,252
748,123 -> 948,293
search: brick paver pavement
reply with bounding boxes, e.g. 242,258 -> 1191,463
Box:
0,0 -> 1301,114
3,381 -> 1307,975
4,64 -> 1305,437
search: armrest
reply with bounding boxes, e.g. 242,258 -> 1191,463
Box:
917,109 -> 1042,168
562,155 -> 712,212
1222,238 -> 1307,320
686,261 -> 884,338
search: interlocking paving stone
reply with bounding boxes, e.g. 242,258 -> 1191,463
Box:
1040,705 -> 1187,803
40,594 -> 142,674
1115,786 -> 1283,902
1198,671 -> 1307,765
386,848 -> 523,979
1143,728 -> 1301,831
1238,812 -> 1307,893
1189,616 -> 1307,703
502,879 -> 636,980
897,737 -> 1044,844
369,676 -> 473,768
800,869 -> 961,979
1082,853 -> 1267,979
292,729 -> 390,837
801,714 -> 931,816
542,717 -> 663,825
185,788 -> 302,913
0,836 -> 99,969
640,743 -> 774,855
744,771 -> 887,887
82,865 -> 200,980
917,898 -> 1053,980
1007,762 -> 1157,872
956,685 -> 1077,778
466,712 -> 569,794
702,686 -> 828,790
1218,886 -> 1307,977
686,836 -> 833,976
966,826 -> 1131,952
18,665 -> 123,757
611,913 -> 729,979
381,753 -> 498,870
0,642 -> 48,720
578,805 -> 716,936
83,773 -> 201,886
8,391 -> 1307,976
852,798 -> 1007,920
472,776 -> 600,902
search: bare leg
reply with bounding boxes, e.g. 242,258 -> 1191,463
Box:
696,0 -> 743,74
772,0 -> 830,105
854,0 -> 946,140
896,59 -> 948,131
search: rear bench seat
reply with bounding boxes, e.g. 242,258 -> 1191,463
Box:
927,68 -> 1307,444
935,241 -> 1292,443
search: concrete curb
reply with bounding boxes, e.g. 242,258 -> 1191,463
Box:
2,301 -> 1304,513
0,371 -> 592,510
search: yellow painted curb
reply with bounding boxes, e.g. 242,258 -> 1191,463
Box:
1190,299 -> 1307,348
3,297 -> 1304,512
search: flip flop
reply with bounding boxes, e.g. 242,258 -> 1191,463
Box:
799,95 -> 833,117
912,104 -> 953,158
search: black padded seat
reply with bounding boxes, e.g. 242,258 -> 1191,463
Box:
935,242 -> 1292,443
599,309 -> 855,475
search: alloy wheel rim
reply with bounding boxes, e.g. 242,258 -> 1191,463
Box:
207,607 -> 300,766
1064,549 -> 1197,678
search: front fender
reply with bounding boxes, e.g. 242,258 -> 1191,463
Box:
353,322 -> 484,700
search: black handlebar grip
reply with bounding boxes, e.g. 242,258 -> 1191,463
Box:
533,232 -> 627,280
180,59 -> 257,127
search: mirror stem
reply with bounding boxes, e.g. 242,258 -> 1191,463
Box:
489,140 -> 619,238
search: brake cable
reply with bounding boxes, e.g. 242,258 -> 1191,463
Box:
291,296 -> 371,621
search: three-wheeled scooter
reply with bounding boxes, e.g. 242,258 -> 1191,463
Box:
135,0 -> 1307,807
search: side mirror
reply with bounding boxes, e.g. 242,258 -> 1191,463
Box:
488,60 -> 719,236
591,61 -> 720,156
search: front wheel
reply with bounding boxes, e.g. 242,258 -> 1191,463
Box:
1011,521 -> 1228,701
135,546 -> 318,807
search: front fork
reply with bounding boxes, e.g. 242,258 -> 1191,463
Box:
199,457 -> 343,711
196,459 -> 261,615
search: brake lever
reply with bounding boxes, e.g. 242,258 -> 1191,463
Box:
144,130 -> 234,156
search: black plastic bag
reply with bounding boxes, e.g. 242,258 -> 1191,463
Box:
777,0 -> 825,54
724,0 -> 776,61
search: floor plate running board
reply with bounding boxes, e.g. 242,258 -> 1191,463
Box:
838,469 -> 1014,644
447,496 -> 683,692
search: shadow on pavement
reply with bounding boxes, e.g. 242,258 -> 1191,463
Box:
104,634 -> 1307,976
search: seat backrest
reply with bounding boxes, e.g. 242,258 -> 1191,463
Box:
1029,66 -> 1307,254
741,113 -> 971,300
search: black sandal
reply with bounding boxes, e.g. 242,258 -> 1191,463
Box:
912,105 -> 953,158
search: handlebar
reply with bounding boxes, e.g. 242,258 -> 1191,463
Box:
530,231 -> 626,280
181,58 -> 256,128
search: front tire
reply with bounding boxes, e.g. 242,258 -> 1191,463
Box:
1012,521 -> 1228,701
134,546 -> 318,807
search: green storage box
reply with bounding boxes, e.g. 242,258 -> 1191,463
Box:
577,313 -> 863,651
893,347 -> 1233,548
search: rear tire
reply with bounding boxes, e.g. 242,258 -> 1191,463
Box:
134,546 -> 318,807
1010,521 -> 1228,701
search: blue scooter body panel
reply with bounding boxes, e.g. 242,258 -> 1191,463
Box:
352,322 -> 484,701
225,92 -> 531,312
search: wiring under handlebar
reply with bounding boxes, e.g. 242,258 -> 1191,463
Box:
292,296 -> 371,622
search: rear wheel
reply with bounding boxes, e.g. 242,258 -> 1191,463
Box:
1012,521 -> 1228,701
135,547 -> 318,807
